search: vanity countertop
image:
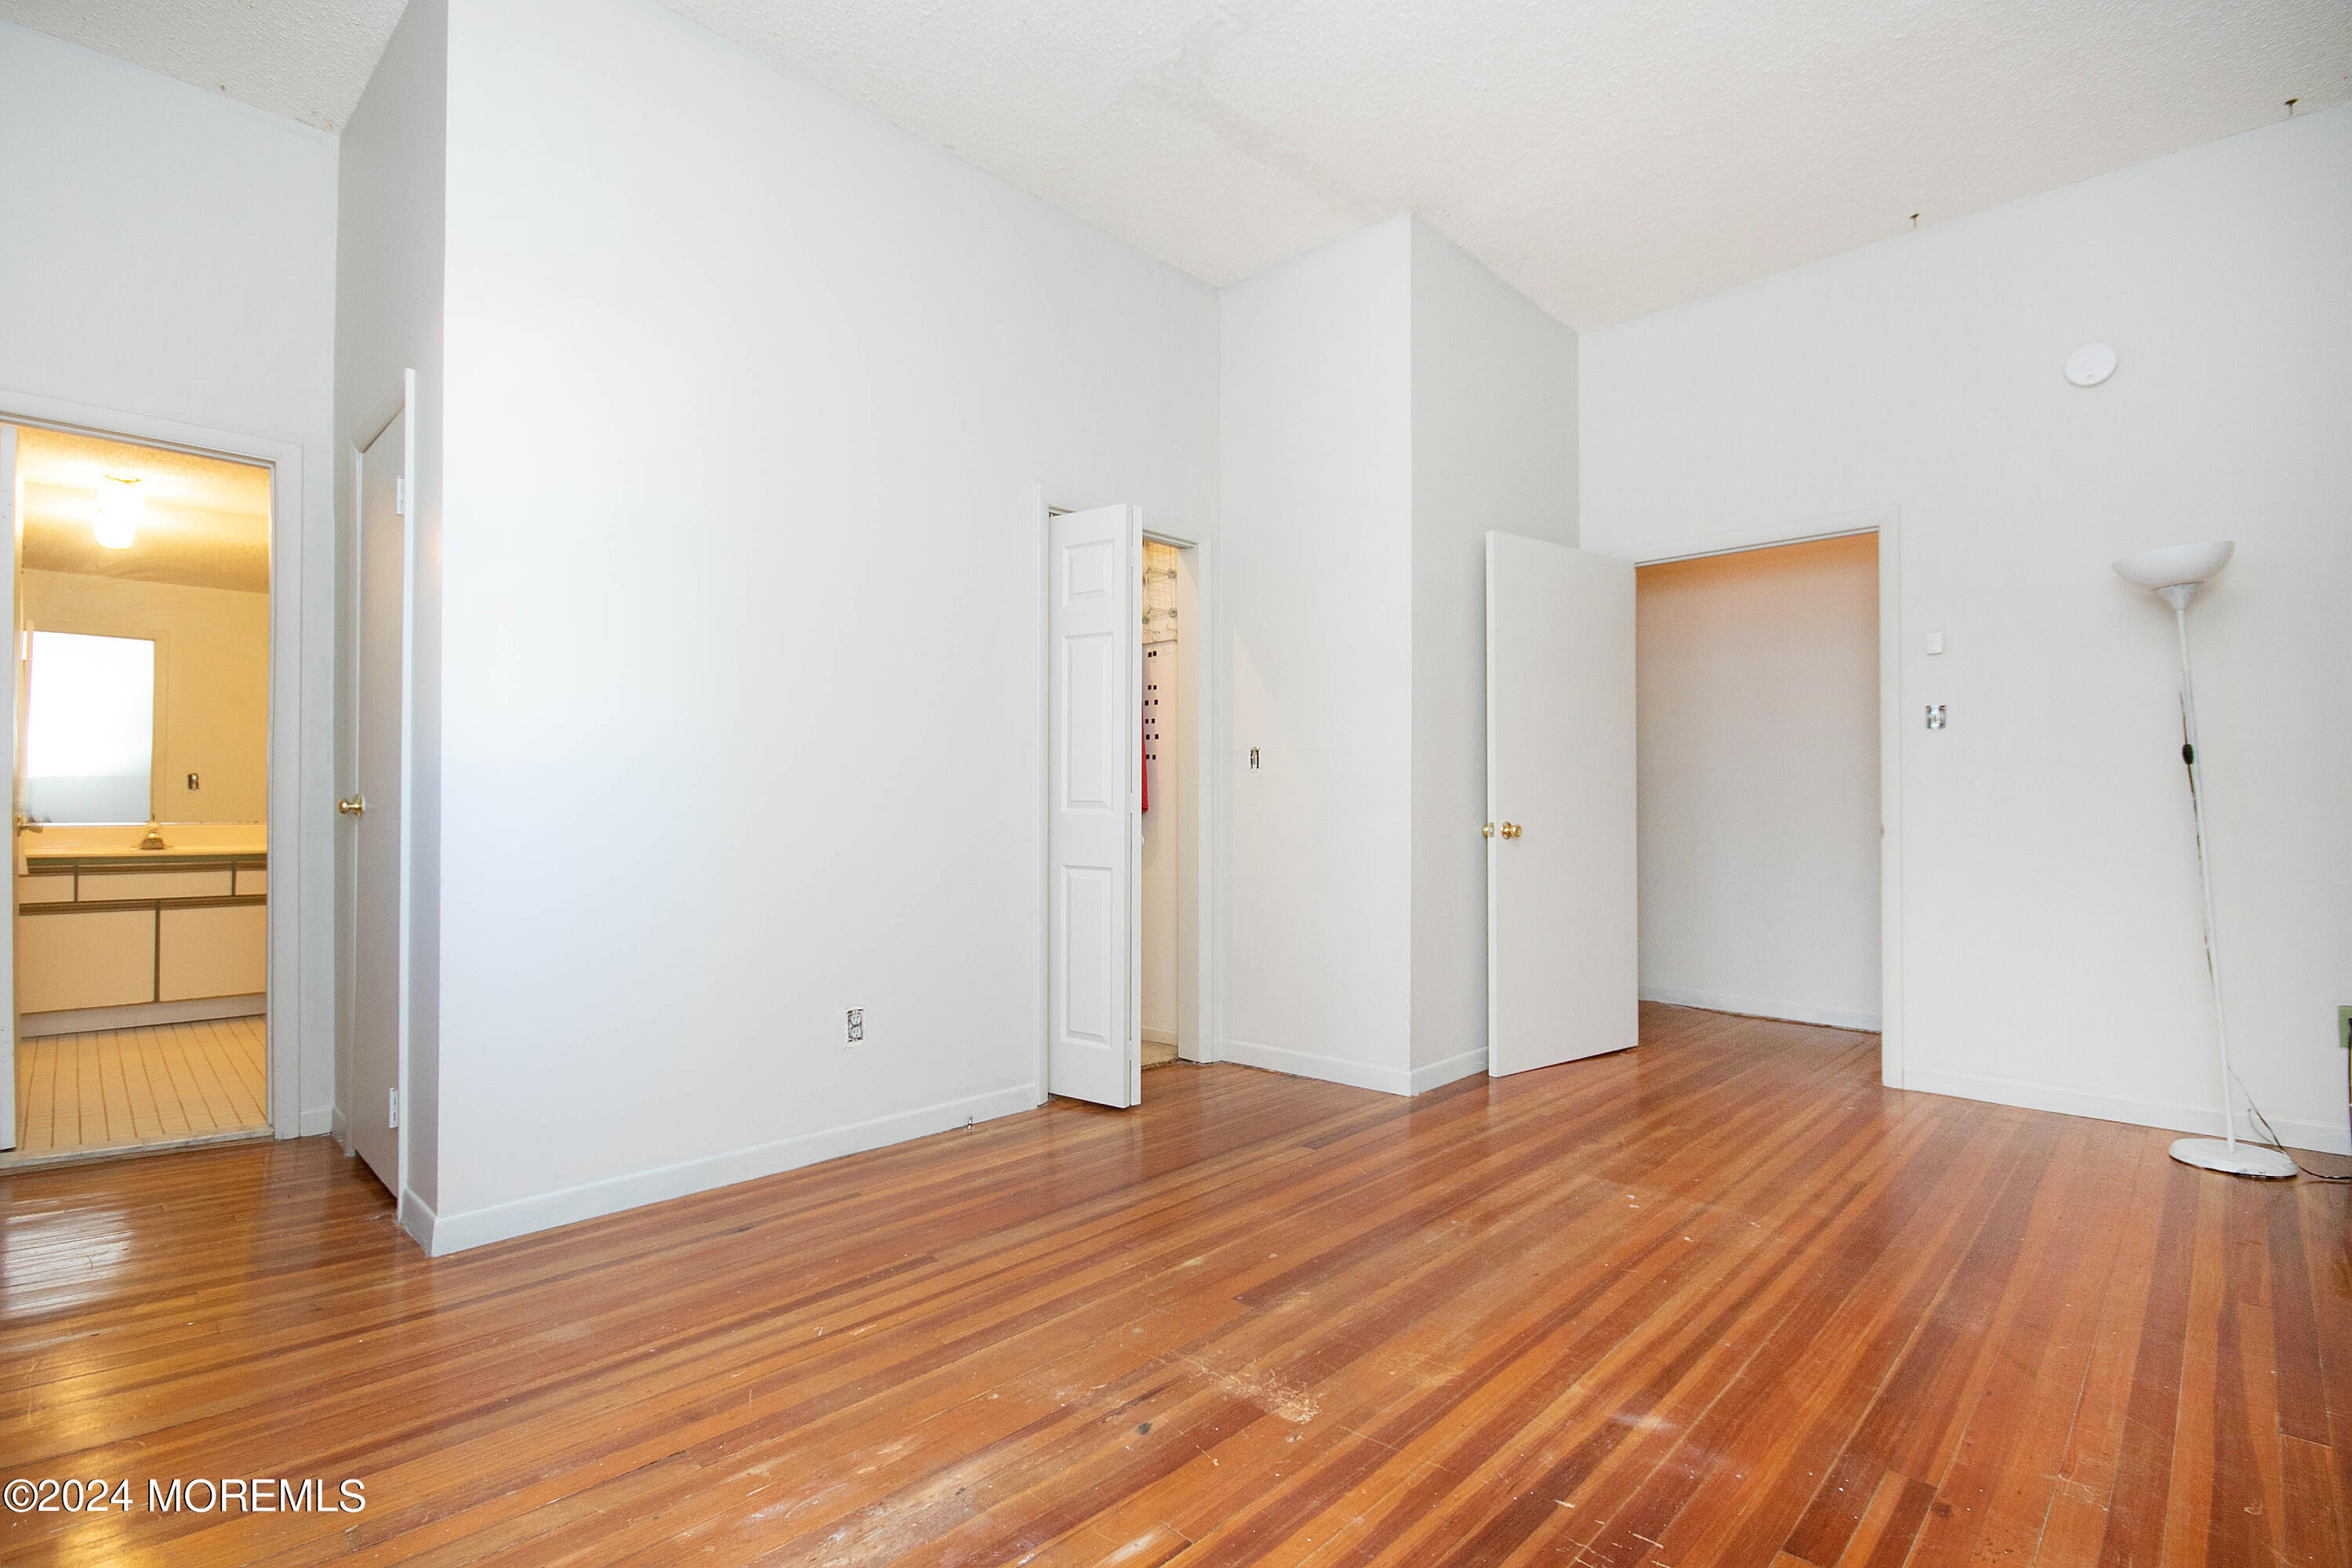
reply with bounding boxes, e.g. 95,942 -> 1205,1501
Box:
22,828 -> 267,865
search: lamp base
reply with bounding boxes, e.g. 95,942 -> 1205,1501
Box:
2169,1137 -> 2297,1179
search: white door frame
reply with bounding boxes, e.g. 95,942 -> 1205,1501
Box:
0,384 -> 328,1139
1033,489 -> 1219,1101
344,372 -> 417,1207
1617,504 -> 1904,1089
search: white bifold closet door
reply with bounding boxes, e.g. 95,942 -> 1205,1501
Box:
1486,531 -> 1639,1076
1047,504 -> 1141,1108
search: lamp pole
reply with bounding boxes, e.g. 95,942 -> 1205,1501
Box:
2167,588 -> 2237,1155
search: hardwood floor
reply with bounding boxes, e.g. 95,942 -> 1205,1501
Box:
2,1004 -> 2346,1566
7,1014 -> 267,1161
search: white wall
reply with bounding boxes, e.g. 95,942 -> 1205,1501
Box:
1219,216 -> 1576,1096
1408,223 -> 1577,1082
1634,536 -> 1880,1030
335,0 -> 448,1214
1220,218 -> 1417,1092
418,0 -> 1218,1247
0,20 -> 339,1135
1583,106 -> 2352,1153
24,570 -> 273,823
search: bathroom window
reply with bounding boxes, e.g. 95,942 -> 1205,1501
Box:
24,630 -> 156,823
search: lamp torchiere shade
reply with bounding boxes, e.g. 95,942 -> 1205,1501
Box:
2111,540 -> 2234,601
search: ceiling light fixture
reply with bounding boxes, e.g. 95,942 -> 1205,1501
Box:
94,475 -> 143,550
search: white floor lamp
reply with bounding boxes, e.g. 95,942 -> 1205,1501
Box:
2111,541 -> 2295,1178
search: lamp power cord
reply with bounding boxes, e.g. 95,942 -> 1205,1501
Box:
2235,1072 -> 2352,1182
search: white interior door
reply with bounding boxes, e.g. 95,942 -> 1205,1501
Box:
350,409 -> 408,1192
1486,531 -> 1639,1076
1048,503 -> 1140,1107
1,423 -> 17,1149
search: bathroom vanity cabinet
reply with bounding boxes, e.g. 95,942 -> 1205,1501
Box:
15,851 -> 267,1027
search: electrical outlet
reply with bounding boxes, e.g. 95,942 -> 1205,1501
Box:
845,1008 -> 863,1044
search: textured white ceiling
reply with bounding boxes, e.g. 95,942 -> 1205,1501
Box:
8,1 -> 2346,327
0,0 -> 405,136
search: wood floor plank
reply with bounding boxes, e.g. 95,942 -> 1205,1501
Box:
1905,1117 -> 2138,1567
2033,1134 -> 2172,1566
2296,1182 -> 2352,1560
2084,1156 -> 2198,1567
2,1004 -> 2344,1568
2155,1173 -> 2230,1567
2278,1434 -> 2347,1568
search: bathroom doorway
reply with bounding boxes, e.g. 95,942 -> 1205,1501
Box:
1138,535 -> 1203,1091
2,423 -> 274,1163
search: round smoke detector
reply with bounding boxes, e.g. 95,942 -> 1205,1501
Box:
2065,343 -> 2118,387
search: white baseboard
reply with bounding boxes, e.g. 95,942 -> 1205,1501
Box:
329,1105 -> 348,1151
1641,986 -> 1881,1033
421,1084 -> 1040,1257
1903,1065 -> 2352,1157
1142,1026 -> 1178,1047
20,993 -> 267,1038
399,1188 -> 438,1253
299,1105 -> 333,1137
1410,1047 -> 1488,1094
1220,1037 -> 1410,1096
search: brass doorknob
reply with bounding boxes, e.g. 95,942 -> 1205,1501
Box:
337,795 -> 366,817
1499,822 -> 1523,839
1482,822 -> 1497,838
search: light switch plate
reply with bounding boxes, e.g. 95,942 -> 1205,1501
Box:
1924,632 -> 1944,655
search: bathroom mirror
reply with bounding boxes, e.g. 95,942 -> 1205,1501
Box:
22,630 -> 157,822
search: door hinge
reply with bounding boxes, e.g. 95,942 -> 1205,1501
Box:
394,477 -> 406,517
387,1087 -> 400,1129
